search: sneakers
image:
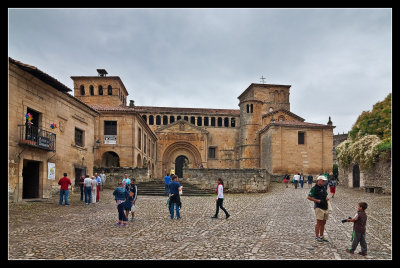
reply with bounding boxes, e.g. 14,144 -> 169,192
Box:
315,237 -> 323,242
120,223 -> 127,227
130,218 -> 135,222
321,236 -> 329,242
346,249 -> 355,254
211,215 -> 218,219
226,214 -> 230,219
358,252 -> 368,256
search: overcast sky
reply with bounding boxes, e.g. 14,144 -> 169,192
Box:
8,8 -> 392,134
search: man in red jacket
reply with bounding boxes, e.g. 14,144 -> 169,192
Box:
58,173 -> 72,206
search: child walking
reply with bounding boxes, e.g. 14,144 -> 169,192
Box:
211,178 -> 230,219
346,202 -> 368,256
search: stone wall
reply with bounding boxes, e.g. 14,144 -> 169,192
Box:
182,168 -> 271,193
339,159 -> 391,194
93,167 -> 150,188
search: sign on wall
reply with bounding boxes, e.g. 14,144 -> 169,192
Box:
48,162 -> 55,180
104,135 -> 117,144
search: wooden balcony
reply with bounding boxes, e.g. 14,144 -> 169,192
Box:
18,124 -> 56,152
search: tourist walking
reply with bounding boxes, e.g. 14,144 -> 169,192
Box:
127,178 -> 138,222
83,174 -> 92,205
168,174 -> 182,219
307,175 -> 330,242
116,189 -> 135,227
307,174 -> 313,188
283,174 -> 290,188
299,173 -> 305,189
58,173 -> 72,206
79,175 -> 85,201
164,173 -> 171,196
293,173 -> 300,189
345,202 -> 368,256
91,176 -> 97,203
211,178 -> 230,219
329,179 -> 337,198
99,170 -> 106,191
95,173 -> 101,202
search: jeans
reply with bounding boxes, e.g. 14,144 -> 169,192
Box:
59,190 -> 70,205
84,186 -> 92,204
117,203 -> 128,222
164,183 -> 170,196
215,198 -> 229,217
80,186 -> 84,201
350,231 -> 367,253
170,202 -> 180,219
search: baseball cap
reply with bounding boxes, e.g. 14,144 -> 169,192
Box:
316,175 -> 327,181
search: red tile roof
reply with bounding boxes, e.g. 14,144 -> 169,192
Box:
134,106 -> 241,116
259,120 -> 335,135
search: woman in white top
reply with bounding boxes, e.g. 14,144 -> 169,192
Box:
211,178 -> 230,219
91,176 -> 97,203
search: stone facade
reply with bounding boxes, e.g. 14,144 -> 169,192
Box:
182,168 -> 270,193
8,58 -> 99,202
339,159 -> 392,194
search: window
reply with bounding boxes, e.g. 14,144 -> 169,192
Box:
149,115 -> 154,125
80,85 -> 85,95
217,117 -> 222,127
246,104 -> 249,113
142,115 -> 147,123
108,85 -> 112,95
163,115 -> 168,125
209,147 -> 216,159
98,85 -> 103,95
170,116 -> 175,123
231,118 -> 236,127
298,132 -> 305,145
184,116 -> 188,121
156,115 -> 161,125
204,117 -> 209,126
197,116 -> 202,126
211,117 -> 216,126
104,121 -> 117,135
224,117 -> 229,127
75,128 -> 84,147
138,128 -> 142,149
90,85 -> 94,95
177,115 -> 181,120
190,116 -> 195,124
250,104 -> 253,113
144,134 -> 147,153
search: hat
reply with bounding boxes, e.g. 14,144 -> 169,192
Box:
317,175 -> 327,181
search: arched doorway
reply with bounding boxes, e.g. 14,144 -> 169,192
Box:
101,151 -> 120,167
175,155 -> 189,178
352,164 -> 360,188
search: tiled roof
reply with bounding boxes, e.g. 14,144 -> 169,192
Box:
9,57 -> 72,93
259,120 -> 335,135
263,108 -> 305,122
90,104 -> 134,112
134,106 -> 241,116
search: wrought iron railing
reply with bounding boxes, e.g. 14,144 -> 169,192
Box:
18,124 -> 56,151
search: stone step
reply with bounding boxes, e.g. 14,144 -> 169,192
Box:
136,180 -> 213,196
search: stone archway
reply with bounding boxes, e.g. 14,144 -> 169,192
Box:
175,155 -> 189,178
101,151 -> 120,167
162,142 -> 202,178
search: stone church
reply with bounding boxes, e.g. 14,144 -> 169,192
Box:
71,70 -> 335,179
8,57 -> 334,201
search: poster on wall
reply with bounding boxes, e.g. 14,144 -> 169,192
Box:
48,162 -> 55,180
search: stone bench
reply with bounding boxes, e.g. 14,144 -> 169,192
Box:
363,186 -> 383,194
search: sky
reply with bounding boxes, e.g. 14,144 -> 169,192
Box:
8,8 -> 392,134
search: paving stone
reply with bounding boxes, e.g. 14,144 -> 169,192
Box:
8,182 -> 392,260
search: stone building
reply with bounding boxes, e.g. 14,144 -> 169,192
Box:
9,56 -> 335,200
8,58 -> 99,202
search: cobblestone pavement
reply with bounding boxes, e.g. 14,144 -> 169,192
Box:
8,182 -> 392,260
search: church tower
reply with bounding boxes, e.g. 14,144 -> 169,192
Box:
237,83 -> 291,168
71,69 -> 129,107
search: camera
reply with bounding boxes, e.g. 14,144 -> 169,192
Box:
341,217 -> 352,223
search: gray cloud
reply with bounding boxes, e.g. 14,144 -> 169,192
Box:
9,8 -> 391,134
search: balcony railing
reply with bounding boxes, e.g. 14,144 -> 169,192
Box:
18,124 -> 56,152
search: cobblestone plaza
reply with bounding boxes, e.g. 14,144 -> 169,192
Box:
8,182 -> 392,260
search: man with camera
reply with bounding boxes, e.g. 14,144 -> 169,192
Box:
307,175 -> 330,242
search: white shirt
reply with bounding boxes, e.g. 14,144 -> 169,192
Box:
293,174 -> 300,181
83,177 -> 92,187
217,184 -> 224,199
